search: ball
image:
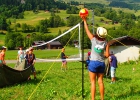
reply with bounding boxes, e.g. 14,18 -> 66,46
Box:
96,27 -> 107,38
79,8 -> 89,18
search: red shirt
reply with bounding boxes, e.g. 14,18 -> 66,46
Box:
88,51 -> 91,56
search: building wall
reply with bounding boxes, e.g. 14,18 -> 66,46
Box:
110,45 -> 140,63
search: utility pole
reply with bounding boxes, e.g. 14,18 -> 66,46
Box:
92,9 -> 94,34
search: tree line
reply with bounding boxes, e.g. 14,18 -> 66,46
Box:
109,1 -> 140,11
2,0 -> 140,49
5,27 -> 80,50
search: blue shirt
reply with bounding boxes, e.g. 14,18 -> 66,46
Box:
110,55 -> 117,68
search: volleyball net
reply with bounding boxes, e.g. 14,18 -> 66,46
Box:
32,23 -> 82,61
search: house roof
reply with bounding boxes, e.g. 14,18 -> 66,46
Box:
108,36 -> 140,46
49,41 -> 62,45
32,41 -> 45,45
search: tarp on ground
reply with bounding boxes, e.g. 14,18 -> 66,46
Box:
0,60 -> 31,88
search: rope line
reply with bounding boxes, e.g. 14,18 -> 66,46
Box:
28,27 -> 79,100
107,34 -> 138,67
107,34 -> 129,48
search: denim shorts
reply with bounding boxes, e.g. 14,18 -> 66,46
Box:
111,66 -> 116,77
88,60 -> 105,73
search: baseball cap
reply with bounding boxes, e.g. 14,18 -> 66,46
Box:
25,49 -> 29,52
29,47 -> 34,51
1,46 -> 7,50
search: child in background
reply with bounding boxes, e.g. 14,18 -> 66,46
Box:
0,46 -> 7,65
25,47 -> 36,80
85,50 -> 91,69
61,48 -> 68,71
109,51 -> 118,83
17,46 -> 25,63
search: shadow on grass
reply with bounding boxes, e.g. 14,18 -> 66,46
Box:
115,87 -> 140,99
68,68 -> 83,70
104,77 -> 131,83
116,77 -> 131,82
0,79 -> 41,89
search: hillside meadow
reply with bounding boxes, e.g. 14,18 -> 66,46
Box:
0,34 -> 5,46
64,0 -> 109,5
0,60 -> 140,100
9,10 -> 120,31
0,9 -> 121,46
112,7 -> 140,16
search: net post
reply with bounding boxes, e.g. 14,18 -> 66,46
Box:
81,21 -> 85,99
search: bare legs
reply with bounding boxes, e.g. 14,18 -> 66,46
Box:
89,71 -> 104,100
61,61 -> 67,70
111,77 -> 116,82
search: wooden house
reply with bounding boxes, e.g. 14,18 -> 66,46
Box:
47,41 -> 63,49
32,41 -> 46,50
108,36 -> 140,63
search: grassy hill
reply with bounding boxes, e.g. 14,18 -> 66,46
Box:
70,0 -> 140,4
0,34 -> 6,46
1,9 -> 120,46
9,10 -> 120,34
1,0 -> 140,46
10,10 -> 120,29
64,0 -> 109,5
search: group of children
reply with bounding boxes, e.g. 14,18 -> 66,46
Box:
0,45 -> 68,80
0,46 -> 36,80
17,46 -> 36,80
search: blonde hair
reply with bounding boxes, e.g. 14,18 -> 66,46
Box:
61,48 -> 65,52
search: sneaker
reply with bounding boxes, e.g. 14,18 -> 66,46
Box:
28,77 -> 31,80
110,81 -> 115,84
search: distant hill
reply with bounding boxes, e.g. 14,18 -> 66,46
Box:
62,0 -> 140,10
62,0 -> 140,4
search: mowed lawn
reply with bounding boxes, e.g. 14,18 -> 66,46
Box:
5,47 -> 82,60
0,60 -> 140,100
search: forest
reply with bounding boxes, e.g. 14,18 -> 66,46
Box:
1,0 -> 140,49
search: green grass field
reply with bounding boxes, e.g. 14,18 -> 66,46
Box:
112,7 -> 140,16
1,60 -> 140,100
4,47 -> 83,60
